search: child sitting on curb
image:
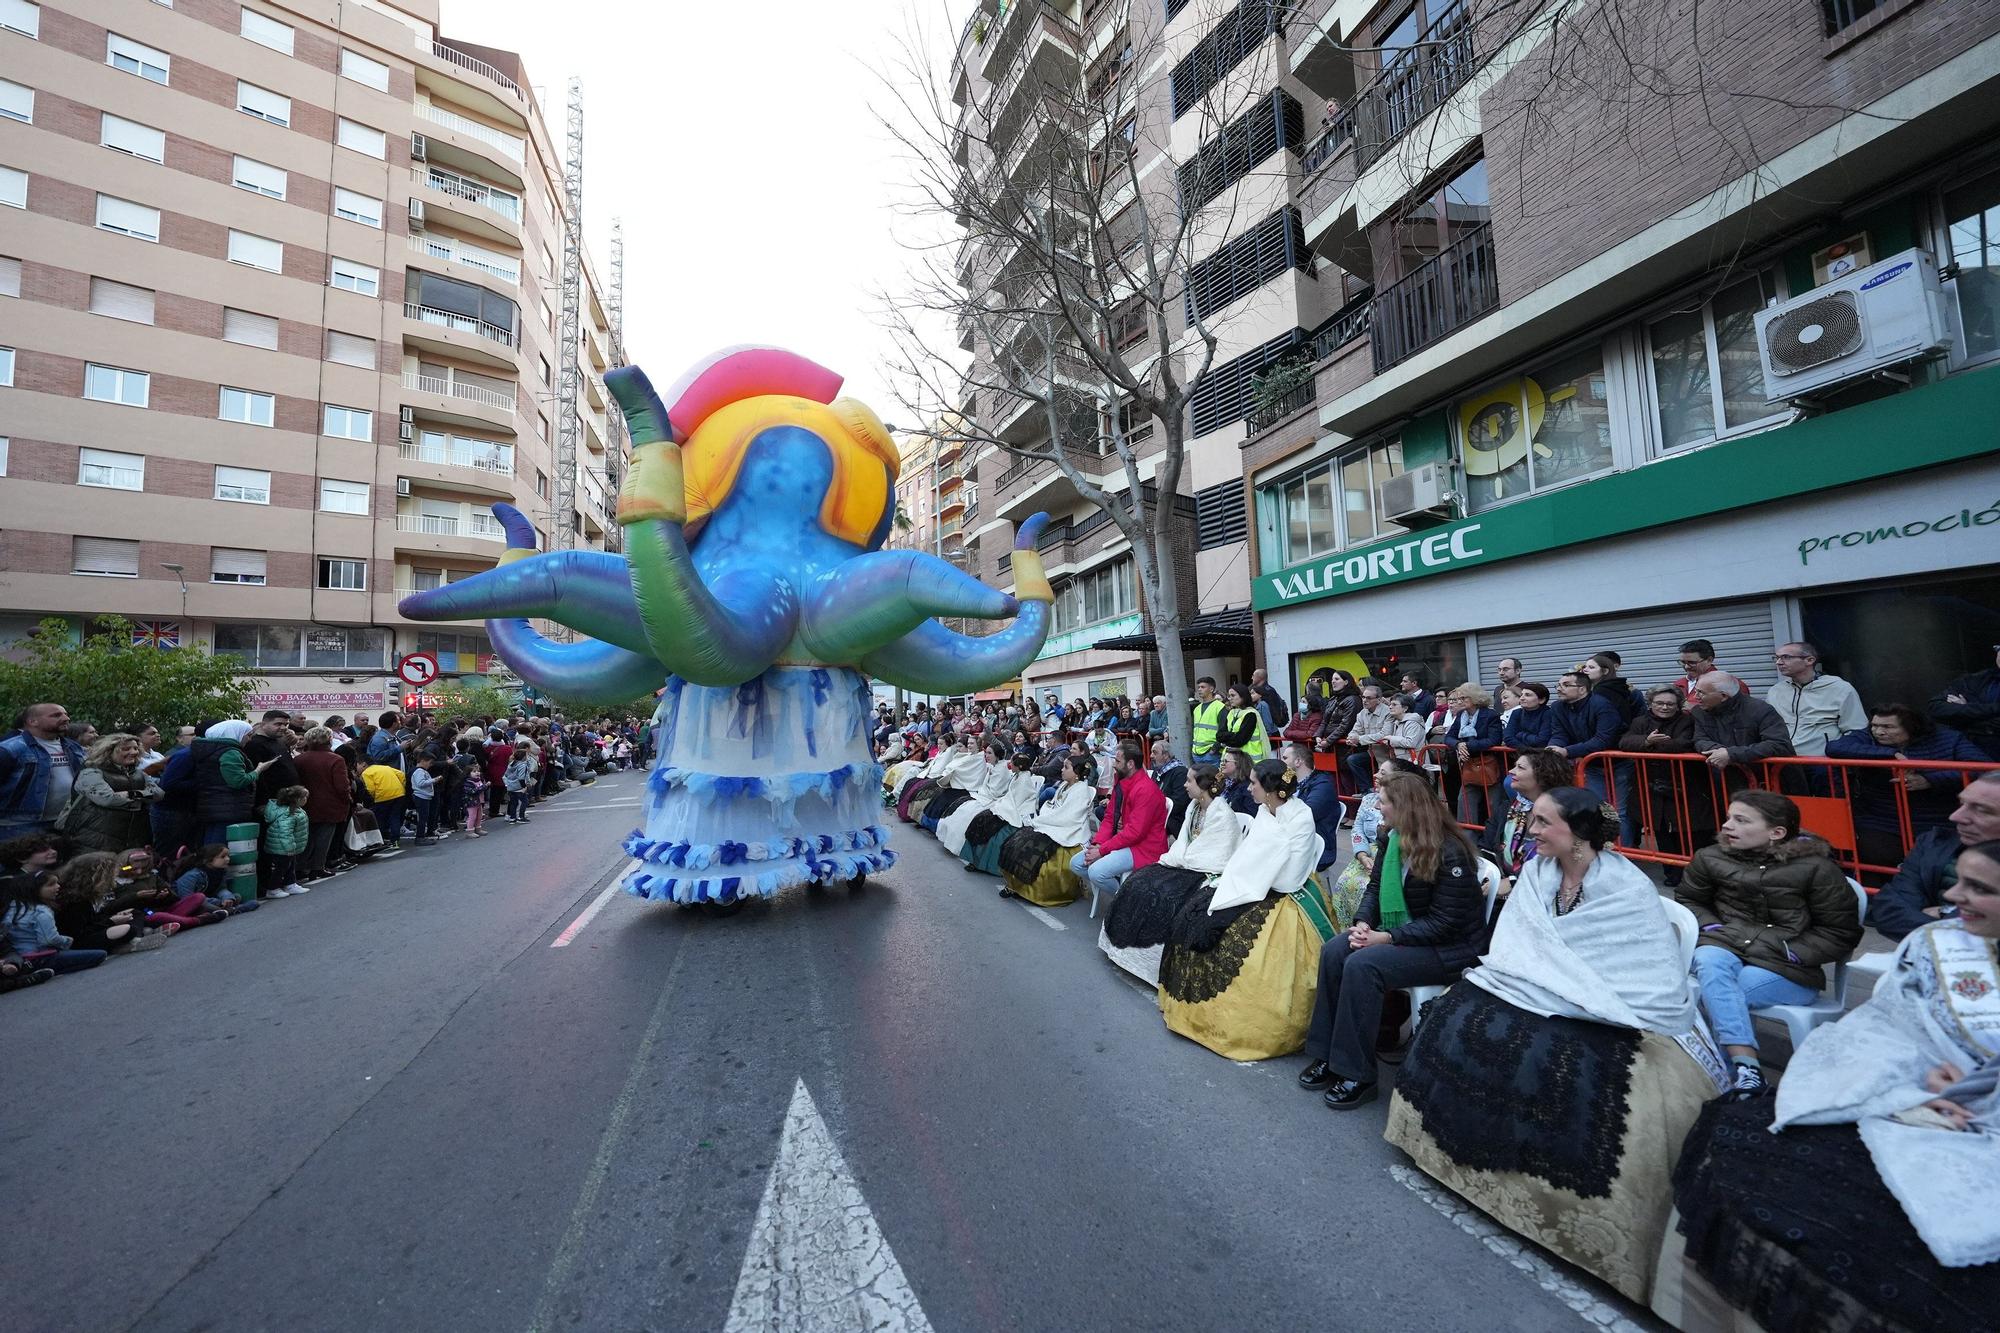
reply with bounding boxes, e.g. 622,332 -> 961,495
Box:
166,846 -> 250,923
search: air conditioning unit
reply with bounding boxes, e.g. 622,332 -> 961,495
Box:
399,405 -> 416,423
1381,461 -> 1450,526
398,420 -> 414,443
396,478 -> 411,496
408,198 -> 426,230
1755,248 -> 1952,401
411,133 -> 428,162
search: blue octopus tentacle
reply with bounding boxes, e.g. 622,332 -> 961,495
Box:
798,550 -> 1017,664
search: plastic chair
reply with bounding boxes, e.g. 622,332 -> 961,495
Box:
1756,877 -> 1870,1049
1407,860 -> 1502,1035
1659,898 -> 1699,969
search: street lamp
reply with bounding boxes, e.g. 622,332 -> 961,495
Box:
159,562 -> 189,623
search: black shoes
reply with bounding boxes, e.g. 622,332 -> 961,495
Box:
1322,1079 -> 1378,1110
1297,1060 -> 1333,1090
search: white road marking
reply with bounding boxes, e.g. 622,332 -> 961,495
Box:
1024,906 -> 1066,931
550,860 -> 638,948
725,1079 -> 934,1333
1389,1163 -> 1651,1333
526,800 -> 644,811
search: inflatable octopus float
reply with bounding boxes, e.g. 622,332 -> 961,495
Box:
399,347 -> 1052,905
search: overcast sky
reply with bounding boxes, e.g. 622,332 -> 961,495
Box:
441,0 -> 961,428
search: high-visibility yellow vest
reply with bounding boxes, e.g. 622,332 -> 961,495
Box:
1191,698 -> 1224,754
1225,706 -> 1268,759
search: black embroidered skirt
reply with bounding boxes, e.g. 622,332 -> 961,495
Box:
1102,864 -> 1209,949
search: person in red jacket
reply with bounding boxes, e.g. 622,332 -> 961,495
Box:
1070,738 -> 1167,905
481,728 -> 516,821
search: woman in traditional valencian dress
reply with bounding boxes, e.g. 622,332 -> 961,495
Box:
1656,839 -> 2000,1332
1156,758 -> 1329,1061
960,750 -> 1043,876
896,737 -> 953,822
998,753 -> 1097,907
1099,764 -> 1244,985
1383,786 -> 1728,1304
915,733 -> 985,830
934,740 -> 1013,856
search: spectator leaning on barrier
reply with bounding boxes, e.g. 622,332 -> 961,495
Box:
1929,642 -> 2000,760
1868,769 -> 2000,939
1548,672 -> 1621,770
1691,671 -> 1793,792
0,703 -> 84,841
1767,641 -> 1867,757
1828,705 -> 1989,875
1314,670 -> 1362,757
1671,639 -> 1746,706
1502,681 -> 1554,752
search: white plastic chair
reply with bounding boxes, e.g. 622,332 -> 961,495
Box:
1756,876 -> 1870,1050
1660,898 -> 1699,969
1406,859 -> 1502,1035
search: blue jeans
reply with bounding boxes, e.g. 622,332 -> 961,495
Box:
1070,847 -> 1135,899
507,790 -> 529,820
414,796 -> 436,838
37,948 -> 108,973
1691,945 -> 1816,1049
1612,761 -> 1642,847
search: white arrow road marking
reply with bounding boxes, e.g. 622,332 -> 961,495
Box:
724,1079 -> 934,1333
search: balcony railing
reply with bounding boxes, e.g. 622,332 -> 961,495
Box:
419,103 -> 524,161
1300,102 -> 1356,175
1351,7 -> 1477,169
402,370 -> 516,414
400,438 -> 515,477
1246,376 -> 1315,432
431,41 -> 522,99
407,233 -> 519,283
1370,223 -> 1498,372
404,301 -> 521,350
1306,291 -> 1374,361
412,166 -> 522,222
396,513 -> 506,540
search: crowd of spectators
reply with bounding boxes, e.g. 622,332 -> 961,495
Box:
0,701 -> 653,990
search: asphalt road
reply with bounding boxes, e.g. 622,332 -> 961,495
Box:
2,772 -> 1656,1332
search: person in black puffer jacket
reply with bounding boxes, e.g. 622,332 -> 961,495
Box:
190,721 -> 272,848
1299,770 -> 1487,1109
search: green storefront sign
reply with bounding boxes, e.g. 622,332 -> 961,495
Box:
1252,364 -> 2000,612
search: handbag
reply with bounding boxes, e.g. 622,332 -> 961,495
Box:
1461,753 -> 1503,786
344,809 -> 384,852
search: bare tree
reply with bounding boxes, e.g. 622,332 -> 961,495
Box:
876,1 -> 1306,760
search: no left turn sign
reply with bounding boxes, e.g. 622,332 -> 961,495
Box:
398,652 -> 440,687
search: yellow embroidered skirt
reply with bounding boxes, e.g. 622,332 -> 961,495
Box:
1158,878 -> 1334,1061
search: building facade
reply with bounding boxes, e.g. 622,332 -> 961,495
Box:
0,0 -> 626,716
1240,0 -> 2000,708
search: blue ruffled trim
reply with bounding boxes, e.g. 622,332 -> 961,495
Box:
622,824 -> 890,871
647,761 -> 885,805
623,848 -> 897,904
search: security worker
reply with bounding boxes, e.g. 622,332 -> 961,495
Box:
1190,676 -> 1224,763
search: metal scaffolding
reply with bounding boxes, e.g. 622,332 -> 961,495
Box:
553,75 -> 584,551
608,217 -> 625,364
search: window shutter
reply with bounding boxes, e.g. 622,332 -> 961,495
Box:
223,308 -> 279,349
73,536 -> 139,576
211,547 -> 267,579
89,277 -> 155,324
100,114 -> 164,161
232,155 -> 286,198
1195,478 -> 1248,550
325,330 -> 375,367
227,232 -> 283,271
96,195 -> 159,238
0,255 -> 18,297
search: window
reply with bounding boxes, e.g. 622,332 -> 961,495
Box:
1822,0 -> 1887,35
222,308 -> 279,349
239,8 -> 293,54
1458,347 -> 1615,511
1050,558 -> 1136,634
227,230 -> 282,271
534,468 -> 549,499
1108,298 -> 1147,351
0,164 -> 24,209
214,465 -> 270,504
79,446 -> 144,488
322,404 -> 372,440
335,118 -> 385,159
332,187 -> 381,228
219,386 -> 275,426
535,413 -> 548,442
538,354 -> 551,387
329,258 -> 378,295
236,81 -> 290,125
98,113 -> 164,163
95,194 -> 158,240
1647,271 -> 1782,451
214,623 -> 386,669
107,34 -> 169,84
210,547 -> 267,584
232,155 -> 286,199
340,49 -> 389,91
319,478 -> 368,514
1273,437 -> 1406,565
89,278 -> 155,324
1945,163 -> 2000,367
0,77 -> 30,123
0,438 -> 8,474
1386,156 -> 1490,286
325,330 -> 375,367
317,557 -> 367,591
0,256 -> 19,298
1,1 -> 39,39
0,345 -> 11,384
73,537 -> 139,578
83,365 -> 149,407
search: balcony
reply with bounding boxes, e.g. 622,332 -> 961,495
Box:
1370,223 -> 1497,372
1350,7 -> 1477,171
400,436 -> 514,478
407,232 -> 519,284
431,41 -> 522,100
411,166 -> 523,241
404,300 -> 521,359
403,369 -> 515,417
419,102 -> 525,163
394,510 -> 508,559
1246,374 -> 1315,433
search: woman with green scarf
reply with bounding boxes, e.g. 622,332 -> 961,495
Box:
1298,770 -> 1486,1109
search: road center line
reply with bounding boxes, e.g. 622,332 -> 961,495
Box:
1024,905 -> 1066,931
550,860 -> 637,948
526,800 -> 643,811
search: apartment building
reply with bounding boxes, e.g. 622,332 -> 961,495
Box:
0,0 -> 626,717
951,0 -> 1360,708
1237,0 -> 2000,708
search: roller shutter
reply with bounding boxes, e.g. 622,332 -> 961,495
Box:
1478,599 -> 1781,695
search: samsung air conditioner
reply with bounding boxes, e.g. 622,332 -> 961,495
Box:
408,198 -> 426,230
1755,248 -> 1952,401
1381,461 -> 1450,526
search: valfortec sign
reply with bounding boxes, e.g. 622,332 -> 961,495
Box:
1257,524 -> 1487,608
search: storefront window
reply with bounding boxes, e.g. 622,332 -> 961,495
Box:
1291,636 -> 1468,703
214,623 -> 385,670
1800,572 -> 2000,715
1944,164 -> 2000,365
1648,271 -> 1780,451
1458,347 -> 1614,510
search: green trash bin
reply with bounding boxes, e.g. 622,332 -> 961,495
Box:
225,820 -> 260,901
